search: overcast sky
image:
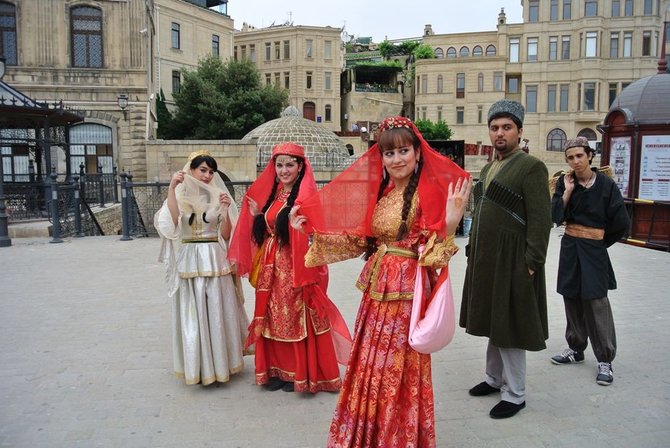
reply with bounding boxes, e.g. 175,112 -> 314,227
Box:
227,1 -> 524,42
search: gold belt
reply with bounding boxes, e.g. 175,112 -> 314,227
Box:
181,237 -> 219,243
377,243 -> 418,259
565,223 -> 605,240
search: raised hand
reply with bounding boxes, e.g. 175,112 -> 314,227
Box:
170,170 -> 185,190
446,177 -> 473,235
289,205 -> 307,232
247,196 -> 259,217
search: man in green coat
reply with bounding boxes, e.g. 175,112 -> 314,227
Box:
460,99 -> 551,419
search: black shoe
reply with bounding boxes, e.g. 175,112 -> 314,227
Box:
596,362 -> 614,386
281,382 -> 295,392
264,377 -> 285,391
489,400 -> 526,419
469,381 -> 500,397
551,348 -> 585,365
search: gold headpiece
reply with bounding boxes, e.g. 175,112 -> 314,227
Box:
187,150 -> 212,164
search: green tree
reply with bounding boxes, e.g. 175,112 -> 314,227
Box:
170,57 -> 288,140
155,89 -> 175,139
415,119 -> 453,140
413,43 -> 436,60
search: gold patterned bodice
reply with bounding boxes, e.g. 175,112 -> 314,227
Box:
371,185 -> 418,244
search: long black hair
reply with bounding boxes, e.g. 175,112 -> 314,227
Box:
364,127 -> 422,259
252,157 -> 305,246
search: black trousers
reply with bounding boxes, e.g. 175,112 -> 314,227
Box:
562,296 -> 617,363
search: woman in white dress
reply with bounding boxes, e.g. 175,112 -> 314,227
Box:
155,150 -> 249,385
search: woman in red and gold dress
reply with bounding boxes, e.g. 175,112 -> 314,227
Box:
228,142 -> 351,393
292,117 -> 472,447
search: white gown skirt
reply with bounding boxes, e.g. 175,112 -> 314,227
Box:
172,273 -> 248,385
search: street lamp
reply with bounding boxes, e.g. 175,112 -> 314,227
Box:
117,94 -> 129,120
0,56 -> 11,247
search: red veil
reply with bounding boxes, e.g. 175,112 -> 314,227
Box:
300,116 -> 468,239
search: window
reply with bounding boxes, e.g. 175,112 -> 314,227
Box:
212,35 -> 220,57
0,2 -> 17,65
478,73 -> 484,92
447,47 -> 457,58
265,42 -> 271,61
550,0 -> 559,20
623,31 -> 632,57
583,82 -> 596,110
241,45 -> 247,60
473,46 -> 483,56
508,76 -> 520,94
527,37 -> 538,61
585,32 -> 597,57
456,73 -> 465,98
325,40 -> 332,59
274,41 -> 280,60
526,85 -> 538,113
642,31 -> 652,56
456,106 -> 464,124
494,72 -> 503,91
624,0 -> 633,16
547,128 -> 567,151
437,106 -> 443,122
563,0 -> 572,19
437,74 -> 443,93
477,105 -> 483,124
562,35 -> 571,59
548,84 -> 557,112
233,45 -> 237,60
249,44 -> 256,63
306,39 -> 313,58
609,82 -> 618,106
325,105 -> 332,122
612,0 -> 620,17
585,0 -> 598,16
306,71 -> 312,89
529,0 -> 539,22
435,47 -> 444,58
421,107 -> 427,120
172,70 -> 181,94
459,46 -> 469,57
71,6 -> 104,67
644,0 -> 653,15
509,38 -> 519,63
284,40 -> 290,59
284,72 -> 290,89
265,73 -> 271,86
274,72 -> 280,86
560,84 -> 569,111
549,36 -> 558,60
416,75 -> 420,94
421,75 -> 428,94
325,72 -> 332,90
486,45 -> 496,56
610,32 -> 619,57
69,124 -> 114,174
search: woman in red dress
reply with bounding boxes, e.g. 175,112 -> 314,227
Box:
293,117 -> 471,446
228,142 -> 351,393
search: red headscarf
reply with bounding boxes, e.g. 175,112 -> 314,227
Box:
300,116 -> 468,239
228,142 -> 319,288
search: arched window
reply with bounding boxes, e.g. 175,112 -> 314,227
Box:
486,44 -> 497,56
446,47 -> 457,58
0,2 -> 18,65
478,73 -> 484,92
434,47 -> 444,58
69,123 -> 114,173
437,75 -> 443,93
459,46 -> 470,57
473,45 -> 483,57
547,128 -> 567,152
578,128 -> 597,141
71,6 -> 103,68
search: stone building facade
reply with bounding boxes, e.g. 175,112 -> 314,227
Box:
233,23 -> 343,133
415,0 -> 670,156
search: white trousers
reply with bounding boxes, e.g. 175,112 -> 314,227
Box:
485,341 -> 526,404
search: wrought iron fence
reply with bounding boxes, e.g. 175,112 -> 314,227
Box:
52,179 -> 103,238
3,182 -> 49,220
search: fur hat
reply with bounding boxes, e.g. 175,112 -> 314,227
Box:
487,99 -> 524,127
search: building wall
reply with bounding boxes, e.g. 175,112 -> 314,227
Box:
234,24 -> 343,132
414,0 -> 670,155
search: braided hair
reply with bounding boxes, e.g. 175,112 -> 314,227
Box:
251,157 -> 305,246
363,127 -> 421,259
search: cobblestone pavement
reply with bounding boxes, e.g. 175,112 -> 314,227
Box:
1,229 -> 669,447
